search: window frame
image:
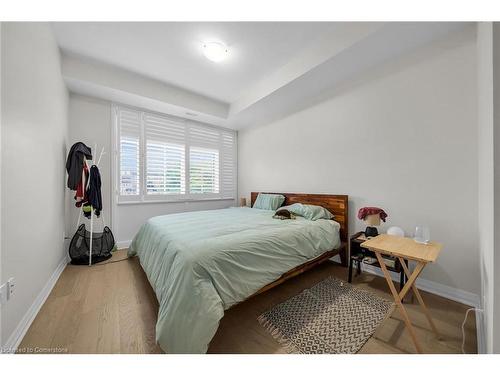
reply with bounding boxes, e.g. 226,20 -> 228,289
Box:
112,104 -> 237,205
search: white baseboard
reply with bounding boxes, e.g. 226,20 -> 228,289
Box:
2,255 -> 68,353
360,263 -> 481,307
359,263 -> 484,353
116,240 -> 131,250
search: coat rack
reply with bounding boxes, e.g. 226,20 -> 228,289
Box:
75,143 -> 106,266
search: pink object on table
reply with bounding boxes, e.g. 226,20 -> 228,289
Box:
357,207 -> 388,222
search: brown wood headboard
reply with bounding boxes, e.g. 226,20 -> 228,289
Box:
250,192 -> 349,243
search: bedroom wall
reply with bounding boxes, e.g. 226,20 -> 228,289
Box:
492,22 -> 500,355
1,23 -> 69,347
477,21 -> 500,354
238,31 -> 480,298
67,94 -> 236,246
66,94 -> 112,237
477,21 -> 495,354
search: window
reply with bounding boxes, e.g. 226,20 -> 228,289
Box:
189,147 -> 219,194
146,142 -> 185,195
144,113 -> 186,196
114,105 -> 236,203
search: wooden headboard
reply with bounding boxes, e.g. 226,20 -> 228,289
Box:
250,192 -> 349,243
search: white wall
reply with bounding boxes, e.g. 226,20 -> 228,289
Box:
492,22 -> 500,355
1,23 -> 69,346
239,33 -> 480,298
477,22 -> 495,354
476,22 -> 500,354
66,94 -> 112,236
68,94 -> 236,246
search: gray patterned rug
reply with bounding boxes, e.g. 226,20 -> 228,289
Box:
258,277 -> 393,354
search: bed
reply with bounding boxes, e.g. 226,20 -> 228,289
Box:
128,192 -> 348,353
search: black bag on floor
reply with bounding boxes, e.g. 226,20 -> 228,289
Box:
69,224 -> 115,265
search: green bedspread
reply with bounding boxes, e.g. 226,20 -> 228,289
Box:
128,207 -> 340,353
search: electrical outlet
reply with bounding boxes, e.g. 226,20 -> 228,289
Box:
7,277 -> 15,299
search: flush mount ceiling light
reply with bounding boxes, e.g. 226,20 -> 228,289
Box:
202,41 -> 229,63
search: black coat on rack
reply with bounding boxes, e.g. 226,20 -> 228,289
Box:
66,142 -> 92,190
87,165 -> 103,216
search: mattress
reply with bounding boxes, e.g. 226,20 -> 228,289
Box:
128,206 -> 340,353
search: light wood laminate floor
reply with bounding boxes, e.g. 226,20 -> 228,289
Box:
19,250 -> 478,354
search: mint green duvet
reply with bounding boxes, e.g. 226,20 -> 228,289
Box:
128,207 -> 340,353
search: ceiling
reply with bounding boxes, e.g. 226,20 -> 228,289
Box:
53,22 -> 471,129
53,22 -> 339,103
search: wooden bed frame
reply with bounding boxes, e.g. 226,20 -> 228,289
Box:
250,192 -> 349,297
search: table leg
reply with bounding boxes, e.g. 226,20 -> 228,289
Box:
399,267 -> 405,303
397,262 -> 425,300
374,251 -> 423,353
398,257 -> 440,338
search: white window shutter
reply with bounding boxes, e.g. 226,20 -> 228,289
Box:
188,123 -> 221,195
189,123 -> 220,149
117,107 -> 141,197
144,113 -> 186,195
221,131 -> 236,199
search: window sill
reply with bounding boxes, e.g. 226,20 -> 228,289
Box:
117,197 -> 236,206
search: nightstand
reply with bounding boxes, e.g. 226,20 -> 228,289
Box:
348,231 -> 408,292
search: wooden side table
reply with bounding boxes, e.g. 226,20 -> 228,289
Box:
361,234 -> 442,353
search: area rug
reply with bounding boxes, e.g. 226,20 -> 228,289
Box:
257,277 -> 393,354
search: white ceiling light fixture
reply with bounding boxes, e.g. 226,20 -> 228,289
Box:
202,41 -> 229,63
